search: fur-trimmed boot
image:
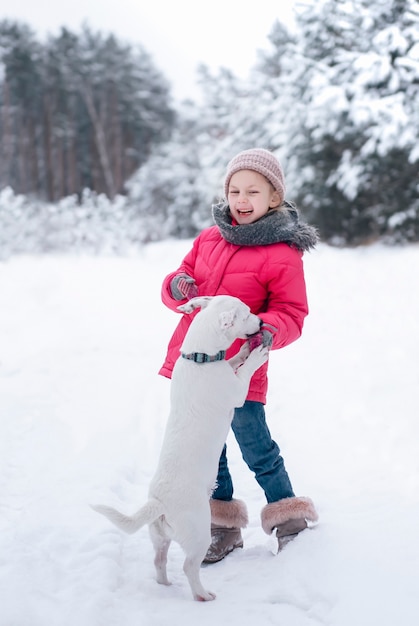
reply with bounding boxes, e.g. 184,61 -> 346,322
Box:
261,496 -> 318,551
203,498 -> 248,564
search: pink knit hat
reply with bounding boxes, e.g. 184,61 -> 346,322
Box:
224,148 -> 286,202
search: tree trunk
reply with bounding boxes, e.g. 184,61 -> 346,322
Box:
82,84 -> 116,199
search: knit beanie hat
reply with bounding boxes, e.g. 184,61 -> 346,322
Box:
224,148 -> 286,203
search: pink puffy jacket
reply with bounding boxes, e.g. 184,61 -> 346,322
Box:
159,225 -> 309,404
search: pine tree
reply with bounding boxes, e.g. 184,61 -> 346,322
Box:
0,21 -> 43,195
0,21 -> 175,201
282,0 -> 419,243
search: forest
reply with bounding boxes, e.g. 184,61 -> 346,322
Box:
0,0 -> 418,257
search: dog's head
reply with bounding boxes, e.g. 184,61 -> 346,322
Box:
178,296 -> 261,340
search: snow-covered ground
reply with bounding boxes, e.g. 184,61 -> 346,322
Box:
1,240 -> 418,626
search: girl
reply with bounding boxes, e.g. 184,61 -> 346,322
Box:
159,148 -> 319,562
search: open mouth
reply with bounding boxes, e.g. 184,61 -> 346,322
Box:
237,209 -> 253,215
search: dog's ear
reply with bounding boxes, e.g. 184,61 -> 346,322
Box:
177,296 -> 213,314
219,309 -> 236,330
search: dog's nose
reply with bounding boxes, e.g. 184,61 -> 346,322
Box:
259,318 -> 263,329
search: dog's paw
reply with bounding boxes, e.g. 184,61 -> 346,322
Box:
195,590 -> 216,602
248,344 -> 269,367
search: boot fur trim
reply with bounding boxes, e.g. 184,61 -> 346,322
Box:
261,496 -> 318,535
210,498 -> 248,528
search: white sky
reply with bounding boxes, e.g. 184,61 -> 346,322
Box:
1,0 -> 296,101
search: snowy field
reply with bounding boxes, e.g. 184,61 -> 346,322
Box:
1,240 -> 418,626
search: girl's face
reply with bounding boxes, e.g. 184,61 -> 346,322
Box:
227,170 -> 281,224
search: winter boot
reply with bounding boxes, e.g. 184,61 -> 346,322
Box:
261,496 -> 318,552
203,498 -> 248,564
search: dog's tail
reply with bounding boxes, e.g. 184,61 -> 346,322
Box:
92,498 -> 164,535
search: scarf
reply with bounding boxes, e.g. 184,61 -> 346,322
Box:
212,201 -> 319,251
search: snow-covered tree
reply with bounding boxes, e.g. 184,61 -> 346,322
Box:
124,66 -> 275,242
271,0 -> 419,244
125,101 -> 210,242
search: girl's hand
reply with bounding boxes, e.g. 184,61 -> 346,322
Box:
247,329 -> 273,351
170,274 -> 199,300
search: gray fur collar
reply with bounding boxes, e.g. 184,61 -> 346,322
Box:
212,201 -> 319,251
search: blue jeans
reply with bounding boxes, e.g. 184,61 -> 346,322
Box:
212,400 -> 295,504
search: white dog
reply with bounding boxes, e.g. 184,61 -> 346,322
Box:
93,295 -> 268,601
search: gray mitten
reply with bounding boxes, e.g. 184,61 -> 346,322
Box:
170,274 -> 199,300
247,329 -> 273,351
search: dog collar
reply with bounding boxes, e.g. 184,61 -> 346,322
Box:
181,350 -> 226,363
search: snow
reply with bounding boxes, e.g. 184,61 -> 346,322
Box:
1,240 -> 419,625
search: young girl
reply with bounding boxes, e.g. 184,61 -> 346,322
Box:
159,148 -> 319,563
